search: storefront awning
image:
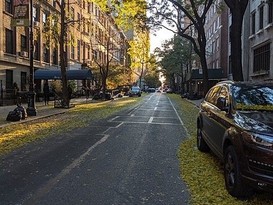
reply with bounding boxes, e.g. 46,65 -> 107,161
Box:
34,69 -> 92,80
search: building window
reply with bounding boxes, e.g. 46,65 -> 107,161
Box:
251,12 -> 256,34
77,13 -> 81,30
5,0 -> 12,13
71,45 -> 75,59
21,72 -> 27,91
253,43 -> 270,73
6,70 -> 13,92
34,40 -> 40,60
77,40 -> 81,60
5,29 -> 14,54
71,7 -> 75,20
42,12 -> 49,25
259,5 -> 264,30
33,7 -> 40,22
43,43 -> 50,63
21,35 -> 27,51
53,48 -> 58,65
268,2 -> 273,24
88,45 -> 91,60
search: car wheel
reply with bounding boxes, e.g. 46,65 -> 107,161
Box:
197,126 -> 210,152
224,146 -> 254,198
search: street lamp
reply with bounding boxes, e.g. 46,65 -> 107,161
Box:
26,0 -> 37,116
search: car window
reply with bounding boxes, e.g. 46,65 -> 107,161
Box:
131,87 -> 140,91
205,86 -> 221,105
215,86 -> 229,109
231,84 -> 273,111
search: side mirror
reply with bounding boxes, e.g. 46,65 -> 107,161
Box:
216,97 -> 228,111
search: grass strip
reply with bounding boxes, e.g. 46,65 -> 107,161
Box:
0,97 -> 141,157
168,94 -> 273,205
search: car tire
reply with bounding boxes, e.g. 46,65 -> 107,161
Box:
197,126 -> 210,152
224,145 -> 254,199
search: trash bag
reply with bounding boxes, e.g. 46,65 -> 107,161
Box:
15,104 -> 27,119
6,110 -> 22,122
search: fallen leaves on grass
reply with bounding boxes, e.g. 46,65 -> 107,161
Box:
0,97 -> 140,157
168,94 -> 273,205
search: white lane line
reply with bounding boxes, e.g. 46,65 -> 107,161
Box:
154,107 -> 157,111
130,114 -> 135,117
109,116 -> 119,122
167,97 -> 184,126
121,121 -> 181,125
148,117 -> 154,123
103,122 -> 123,134
115,122 -> 124,128
23,134 -> 110,204
168,96 -> 190,136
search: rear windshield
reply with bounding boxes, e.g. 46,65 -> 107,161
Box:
131,87 -> 140,91
231,84 -> 273,111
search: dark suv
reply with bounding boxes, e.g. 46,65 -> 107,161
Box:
197,81 -> 273,198
129,86 -> 141,97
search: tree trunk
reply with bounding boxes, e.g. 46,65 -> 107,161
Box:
60,1 -> 69,107
230,10 -> 244,81
198,28 -> 209,95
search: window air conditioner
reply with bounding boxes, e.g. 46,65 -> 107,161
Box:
20,51 -> 28,57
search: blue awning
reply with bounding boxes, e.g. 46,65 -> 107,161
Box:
34,69 -> 92,80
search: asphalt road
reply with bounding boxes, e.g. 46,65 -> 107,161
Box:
0,93 -> 190,205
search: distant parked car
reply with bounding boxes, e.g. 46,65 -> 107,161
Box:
129,86 -> 141,97
197,81 -> 273,198
147,88 -> 156,93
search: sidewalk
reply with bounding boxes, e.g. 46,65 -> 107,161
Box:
0,97 -> 93,128
186,98 -> 203,108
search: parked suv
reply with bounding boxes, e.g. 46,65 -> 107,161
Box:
197,81 -> 273,198
129,86 -> 141,97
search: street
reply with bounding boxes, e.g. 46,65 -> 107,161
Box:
0,93 -> 190,205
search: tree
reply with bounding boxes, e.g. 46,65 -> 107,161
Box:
91,25 -> 126,98
128,29 -> 150,88
43,1 -> 79,108
155,35 -> 193,92
224,0 -> 249,81
149,0 -> 214,94
144,54 -> 161,88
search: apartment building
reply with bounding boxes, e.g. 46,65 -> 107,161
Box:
247,0 -> 273,81
0,0 -> 128,105
205,0 -> 229,77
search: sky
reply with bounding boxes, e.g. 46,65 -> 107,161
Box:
149,27 -> 174,54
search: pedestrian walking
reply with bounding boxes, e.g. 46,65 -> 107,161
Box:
43,81 -> 50,105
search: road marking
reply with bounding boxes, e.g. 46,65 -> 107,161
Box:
122,121 -> 181,125
167,97 -> 184,126
168,96 -> 190,137
23,134 -> 110,205
103,122 -> 123,134
154,107 -> 157,111
109,116 -> 119,122
148,117 -> 153,123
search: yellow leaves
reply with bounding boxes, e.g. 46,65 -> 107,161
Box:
0,97 -> 141,157
236,103 -> 273,111
168,94 -> 273,205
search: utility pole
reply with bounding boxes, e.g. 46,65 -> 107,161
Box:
26,0 -> 37,116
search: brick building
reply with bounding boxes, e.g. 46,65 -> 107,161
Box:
0,0 -> 128,105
